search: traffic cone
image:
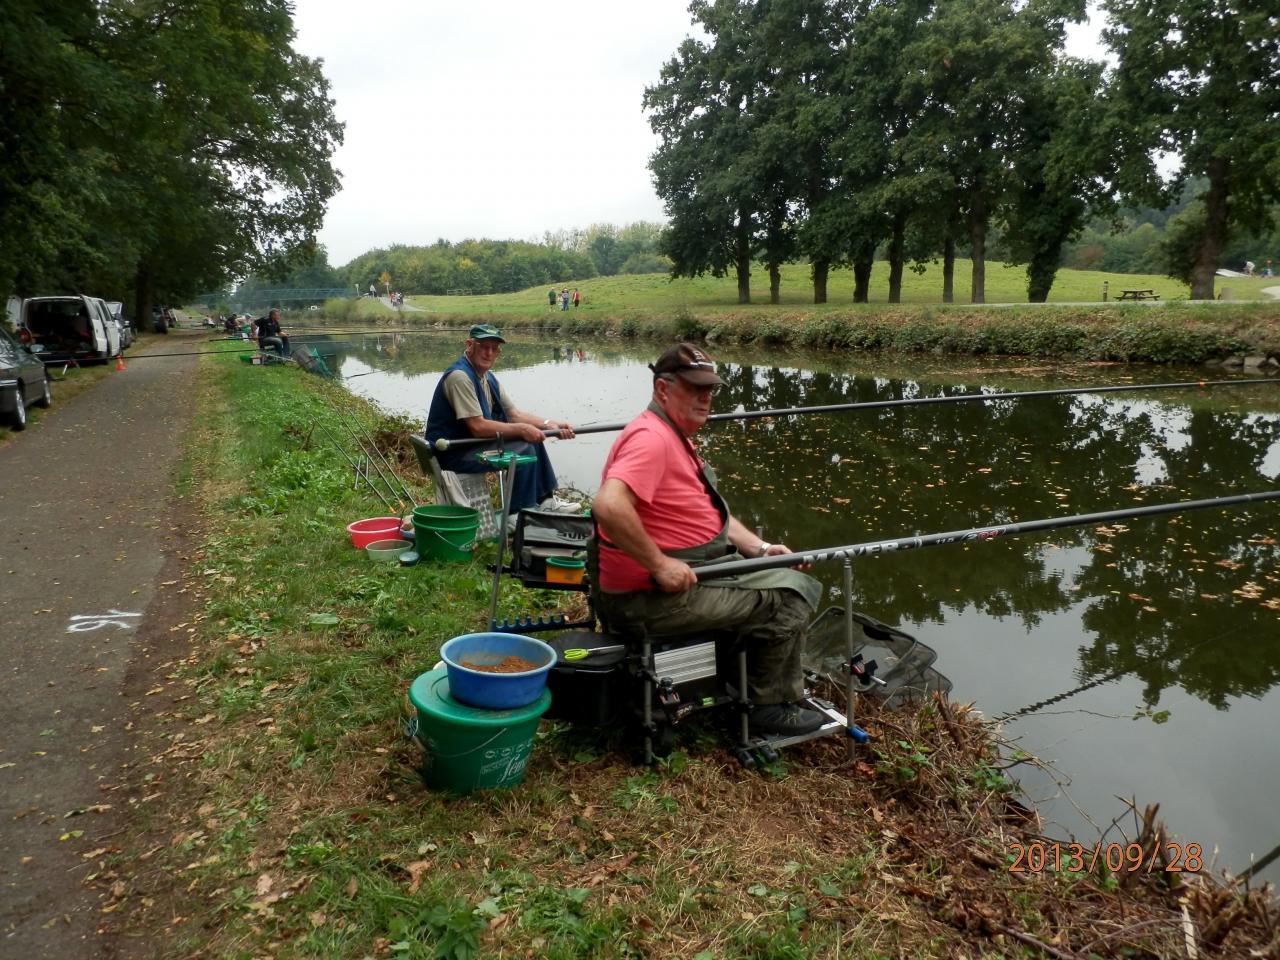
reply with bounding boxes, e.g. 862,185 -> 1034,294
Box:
116,354 -> 126,371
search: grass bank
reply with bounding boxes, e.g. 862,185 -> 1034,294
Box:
317,266 -> 1280,365
104,353 -> 1278,958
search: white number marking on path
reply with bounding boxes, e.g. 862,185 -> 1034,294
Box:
66,610 -> 143,633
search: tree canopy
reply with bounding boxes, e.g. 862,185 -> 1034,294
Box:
646,0 -> 1277,302
0,0 -> 343,318
1103,0 -> 1280,299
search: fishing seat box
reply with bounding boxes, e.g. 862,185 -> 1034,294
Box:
543,631 -> 629,725
510,509 -> 593,587
543,630 -> 738,727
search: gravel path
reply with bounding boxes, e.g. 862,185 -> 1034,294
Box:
0,334 -> 201,957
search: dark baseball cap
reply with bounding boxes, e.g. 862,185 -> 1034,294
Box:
649,342 -> 723,386
468,323 -> 505,342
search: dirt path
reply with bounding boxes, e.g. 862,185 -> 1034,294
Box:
0,334 -> 202,958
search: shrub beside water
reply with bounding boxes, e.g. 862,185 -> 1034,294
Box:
481,302 -> 1278,364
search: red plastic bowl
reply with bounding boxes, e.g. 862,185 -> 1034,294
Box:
347,517 -> 403,549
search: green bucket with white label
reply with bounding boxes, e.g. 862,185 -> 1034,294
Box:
407,668 -> 551,794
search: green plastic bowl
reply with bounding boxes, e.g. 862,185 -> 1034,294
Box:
366,538 -> 408,562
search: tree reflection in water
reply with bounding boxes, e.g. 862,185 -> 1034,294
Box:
704,362 -> 1280,712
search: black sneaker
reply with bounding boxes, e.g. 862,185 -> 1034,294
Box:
750,702 -> 826,736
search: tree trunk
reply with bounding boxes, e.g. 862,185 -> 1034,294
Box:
134,262 -> 155,335
769,262 -> 781,304
735,207 -> 751,304
1026,243 -> 1060,303
812,259 -> 828,304
969,189 -> 986,305
853,258 -> 872,303
1190,157 -> 1228,300
943,236 -> 955,303
887,212 -> 906,304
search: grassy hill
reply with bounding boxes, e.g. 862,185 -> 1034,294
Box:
386,260 -> 1278,319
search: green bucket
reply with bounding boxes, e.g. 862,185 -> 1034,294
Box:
412,505 -> 480,563
408,668 -> 551,794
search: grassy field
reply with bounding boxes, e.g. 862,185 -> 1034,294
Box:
393,261 -> 1280,319
103,354 -> 1278,959
305,262 -> 1280,365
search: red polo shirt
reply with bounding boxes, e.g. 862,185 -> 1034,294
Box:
597,410 -> 723,592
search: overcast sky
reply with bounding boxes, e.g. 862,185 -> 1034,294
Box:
290,1 -> 1108,268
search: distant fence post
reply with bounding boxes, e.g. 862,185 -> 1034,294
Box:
1102,281 -> 1109,302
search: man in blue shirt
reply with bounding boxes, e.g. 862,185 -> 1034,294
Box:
426,324 -> 578,515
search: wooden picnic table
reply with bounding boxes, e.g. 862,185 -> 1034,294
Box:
1117,289 -> 1159,301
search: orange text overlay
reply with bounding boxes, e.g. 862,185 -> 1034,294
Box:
1008,841 -> 1202,874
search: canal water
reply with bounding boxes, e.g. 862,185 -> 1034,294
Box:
324,329 -> 1280,879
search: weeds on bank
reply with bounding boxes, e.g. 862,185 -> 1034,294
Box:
112,353 -> 1280,959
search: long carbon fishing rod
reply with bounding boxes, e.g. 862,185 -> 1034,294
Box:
42,348 -> 260,362
315,420 -> 398,514
694,490 -> 1280,580
313,388 -> 416,505
434,377 -> 1280,451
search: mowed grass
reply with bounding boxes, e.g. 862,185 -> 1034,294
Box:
399,261 -> 1279,319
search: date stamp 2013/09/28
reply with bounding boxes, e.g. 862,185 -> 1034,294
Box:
1008,841 -> 1202,874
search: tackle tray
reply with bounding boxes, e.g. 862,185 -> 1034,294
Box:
804,608 -> 952,708
508,508 -> 593,590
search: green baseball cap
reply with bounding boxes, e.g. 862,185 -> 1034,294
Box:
469,323 -> 505,342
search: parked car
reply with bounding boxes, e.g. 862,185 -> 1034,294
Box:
105,300 -> 134,349
15,295 -> 113,363
89,298 -> 122,358
0,324 -> 51,430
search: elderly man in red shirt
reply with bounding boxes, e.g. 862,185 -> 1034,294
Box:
590,343 -> 824,736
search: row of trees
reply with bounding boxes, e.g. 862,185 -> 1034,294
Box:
246,223 -> 672,300
0,0 -> 342,321
645,0 -> 1279,303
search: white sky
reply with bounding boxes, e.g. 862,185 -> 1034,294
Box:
290,1 -> 1108,268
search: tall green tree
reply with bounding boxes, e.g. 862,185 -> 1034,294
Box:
101,0 -> 343,318
1104,0 -> 1280,299
1001,57 -> 1115,301
0,0 -> 342,324
900,0 -> 1081,303
0,0 -> 111,297
647,0 -> 764,303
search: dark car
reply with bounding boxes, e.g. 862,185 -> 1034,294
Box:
0,324 -> 51,430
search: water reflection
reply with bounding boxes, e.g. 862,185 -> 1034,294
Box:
322,330 -> 1280,877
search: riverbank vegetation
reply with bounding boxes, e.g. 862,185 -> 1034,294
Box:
105,355 -> 1279,958
311,266 -> 1280,365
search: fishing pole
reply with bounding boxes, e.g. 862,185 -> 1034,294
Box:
433,377 -> 1280,451
313,388 -> 417,505
315,420 -> 399,514
312,392 -> 414,507
40,348 -> 259,362
694,489 -> 1280,580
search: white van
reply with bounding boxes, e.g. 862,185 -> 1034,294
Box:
89,298 -> 122,358
16,295 -> 113,364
